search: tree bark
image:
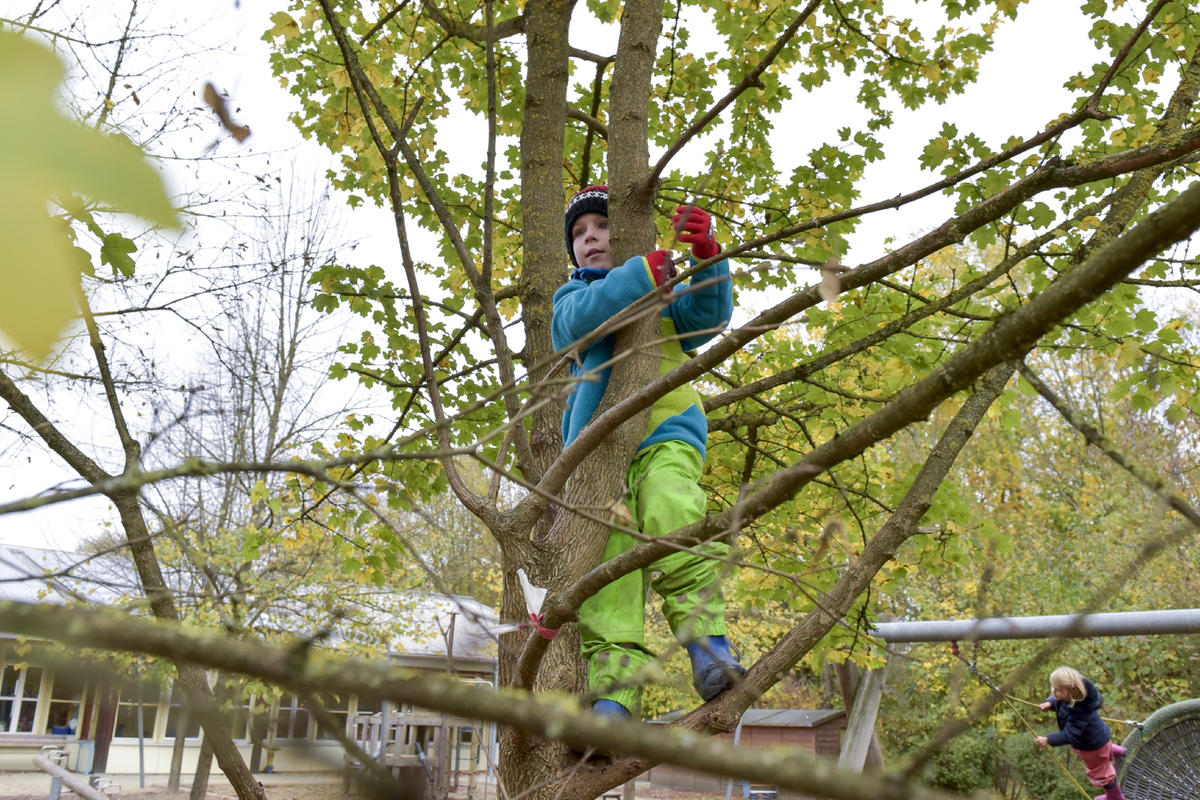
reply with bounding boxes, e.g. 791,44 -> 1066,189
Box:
188,735 -> 214,800
168,696 -> 187,792
501,0 -> 583,792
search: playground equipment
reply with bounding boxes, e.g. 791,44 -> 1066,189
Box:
865,610 -> 1200,799
870,609 -> 1200,642
33,746 -> 120,800
1116,698 -> 1200,800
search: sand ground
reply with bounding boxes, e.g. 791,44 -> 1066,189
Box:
0,771 -> 715,800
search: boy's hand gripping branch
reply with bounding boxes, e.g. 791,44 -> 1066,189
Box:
646,249 -> 677,288
672,205 -> 721,260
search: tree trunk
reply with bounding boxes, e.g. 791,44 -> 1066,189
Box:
168,698 -> 188,792
500,0 -> 667,796
112,492 -> 265,800
188,734 -> 214,800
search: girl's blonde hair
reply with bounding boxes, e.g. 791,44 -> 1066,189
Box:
1049,666 -> 1087,703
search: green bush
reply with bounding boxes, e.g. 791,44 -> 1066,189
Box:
999,735 -> 1089,800
924,730 -> 996,793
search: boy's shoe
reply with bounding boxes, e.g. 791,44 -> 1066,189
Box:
1094,781 -> 1126,800
569,700 -> 631,764
686,635 -> 747,701
592,699 -> 631,719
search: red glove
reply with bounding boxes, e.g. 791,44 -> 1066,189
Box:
673,205 -> 720,260
646,249 -> 677,288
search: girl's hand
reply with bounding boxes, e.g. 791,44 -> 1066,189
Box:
1035,736 -> 1049,747
1039,701 -> 1052,711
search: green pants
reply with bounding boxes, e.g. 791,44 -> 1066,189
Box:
578,440 -> 730,710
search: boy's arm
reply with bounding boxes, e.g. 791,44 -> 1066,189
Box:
669,256 -> 734,351
551,256 -> 659,350
668,203 -> 734,350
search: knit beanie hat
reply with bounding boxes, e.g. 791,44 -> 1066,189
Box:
564,184 -> 609,267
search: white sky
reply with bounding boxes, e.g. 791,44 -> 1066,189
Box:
2,1 -> 1111,548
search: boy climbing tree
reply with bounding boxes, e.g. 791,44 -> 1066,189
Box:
552,185 -> 746,718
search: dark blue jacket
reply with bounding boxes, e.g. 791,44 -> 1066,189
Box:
1046,678 -> 1111,751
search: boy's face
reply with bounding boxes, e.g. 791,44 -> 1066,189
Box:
571,212 -> 611,270
1051,684 -> 1072,701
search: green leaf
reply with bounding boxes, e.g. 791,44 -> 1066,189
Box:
100,233 -> 138,277
241,532 -> 262,562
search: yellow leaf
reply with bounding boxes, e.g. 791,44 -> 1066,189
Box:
0,32 -> 177,358
330,66 -> 352,89
1117,339 -> 1141,368
268,12 -> 300,41
0,190 -> 83,358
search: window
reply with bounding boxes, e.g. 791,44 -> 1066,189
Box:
228,689 -> 254,741
0,664 -> 18,733
163,687 -> 201,740
0,664 -> 44,733
312,693 -> 349,740
45,670 -> 85,735
113,685 -> 159,739
274,694 -> 309,740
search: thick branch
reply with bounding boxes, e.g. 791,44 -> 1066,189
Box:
0,600 -> 967,800
521,125 -> 1200,525
0,367 -> 112,483
575,359 -> 1016,788
421,0 -> 525,42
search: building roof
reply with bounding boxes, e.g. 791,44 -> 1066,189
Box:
651,708 -> 845,728
0,544 -> 132,605
0,544 -> 499,667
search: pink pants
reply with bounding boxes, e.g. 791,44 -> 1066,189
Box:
1073,741 -> 1116,787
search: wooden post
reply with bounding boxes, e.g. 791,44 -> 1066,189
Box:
34,756 -> 112,800
837,660 -> 889,772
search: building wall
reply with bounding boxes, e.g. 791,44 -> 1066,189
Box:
0,650 -> 491,777
645,720 -> 846,798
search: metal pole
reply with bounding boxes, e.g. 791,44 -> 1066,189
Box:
136,680 -> 146,788
871,608 -> 1200,643
724,713 -> 746,800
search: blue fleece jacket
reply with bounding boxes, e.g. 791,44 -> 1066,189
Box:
1046,679 -> 1112,751
551,252 -> 733,457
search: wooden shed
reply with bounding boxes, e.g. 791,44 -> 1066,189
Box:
645,708 -> 846,797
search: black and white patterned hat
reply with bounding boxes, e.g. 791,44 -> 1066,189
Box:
564,184 -> 609,267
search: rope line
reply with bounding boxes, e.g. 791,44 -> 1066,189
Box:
950,642 -> 1094,800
